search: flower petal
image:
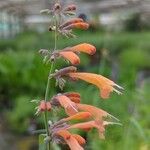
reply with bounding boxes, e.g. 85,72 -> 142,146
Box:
68,121 -> 105,139
68,121 -> 94,131
77,103 -> 119,122
66,135 -> 84,150
77,103 -> 108,121
64,92 -> 81,98
56,129 -> 71,140
67,97 -> 80,103
64,92 -> 81,103
62,112 -> 92,122
72,134 -> 86,145
71,43 -> 96,55
59,51 -> 80,65
56,95 -> 78,116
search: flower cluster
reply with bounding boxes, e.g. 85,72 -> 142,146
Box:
37,1 -> 123,150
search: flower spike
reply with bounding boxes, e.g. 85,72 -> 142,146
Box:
37,2 -> 123,149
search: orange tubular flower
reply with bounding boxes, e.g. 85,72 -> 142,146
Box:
59,51 -> 80,65
70,43 -> 96,55
60,18 -> 84,29
56,130 -> 84,150
62,112 -> 92,122
63,22 -> 89,30
68,72 -> 123,99
56,95 -> 78,116
76,103 -> 109,121
68,121 -> 105,139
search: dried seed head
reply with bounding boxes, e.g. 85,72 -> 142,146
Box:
39,49 -> 49,56
40,9 -> 51,14
64,4 -> 76,11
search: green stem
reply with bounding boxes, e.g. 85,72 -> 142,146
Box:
43,13 -> 58,150
54,16 -> 57,50
43,62 -> 54,150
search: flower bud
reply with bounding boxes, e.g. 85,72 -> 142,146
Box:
39,100 -> 46,112
46,102 -> 52,111
54,3 -> 61,11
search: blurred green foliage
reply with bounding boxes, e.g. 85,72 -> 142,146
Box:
0,30 -> 150,149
